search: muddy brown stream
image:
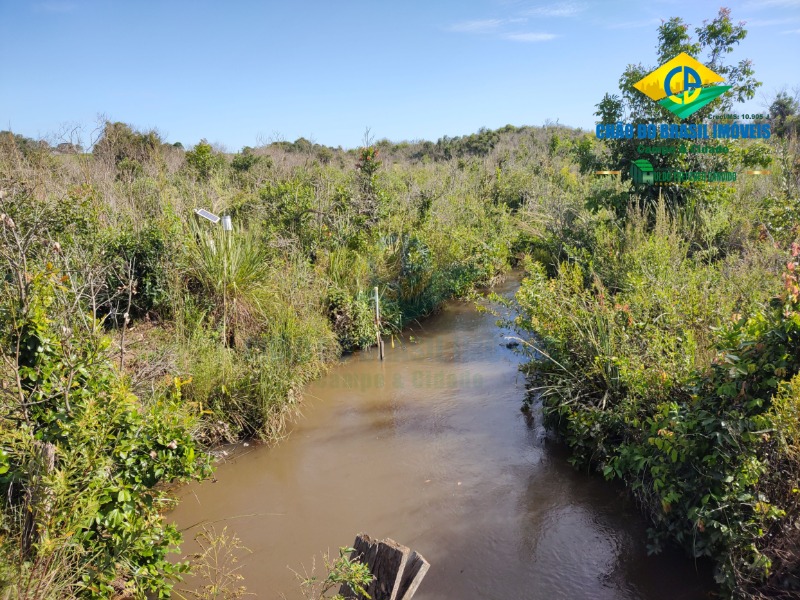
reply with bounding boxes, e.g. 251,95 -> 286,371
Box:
171,276 -> 713,599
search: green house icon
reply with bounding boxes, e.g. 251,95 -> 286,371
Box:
630,159 -> 654,184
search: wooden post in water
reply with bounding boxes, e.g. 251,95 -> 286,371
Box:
340,533 -> 430,600
374,286 -> 384,360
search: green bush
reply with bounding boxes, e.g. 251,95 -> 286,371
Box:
231,147 -> 261,173
185,140 -> 225,180
102,224 -> 172,321
183,222 -> 274,348
326,288 -> 377,352
0,271 -> 208,598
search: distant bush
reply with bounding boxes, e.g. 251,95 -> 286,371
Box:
185,139 -> 225,179
231,147 -> 261,172
92,121 -> 162,166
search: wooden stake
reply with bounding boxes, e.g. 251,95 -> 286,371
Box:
375,286 -> 383,360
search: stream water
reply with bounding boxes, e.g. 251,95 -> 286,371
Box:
170,276 -> 713,599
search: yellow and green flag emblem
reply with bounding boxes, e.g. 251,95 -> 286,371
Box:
633,52 -> 730,119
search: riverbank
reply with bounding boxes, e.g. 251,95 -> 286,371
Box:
170,275 -> 714,600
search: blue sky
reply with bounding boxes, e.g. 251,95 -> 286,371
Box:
1,0 -> 799,150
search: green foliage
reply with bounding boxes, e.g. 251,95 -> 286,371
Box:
0,118 -> 630,597
356,147 -> 381,178
326,288 -> 377,352
179,250 -> 337,441
601,254 -> 800,592
299,546 -> 374,600
92,121 -> 163,166
638,9 -> 758,121
594,93 -> 623,124
0,271 -> 209,598
739,142 -> 773,169
598,7 -> 761,192
769,91 -> 800,138
354,146 -> 384,229
257,180 -> 319,252
426,127 -> 500,160
0,130 -> 51,156
512,189 -> 798,596
230,147 -> 261,173
185,140 -> 225,180
761,194 -> 800,244
102,224 -> 172,320
183,222 -> 273,348
571,135 -> 604,176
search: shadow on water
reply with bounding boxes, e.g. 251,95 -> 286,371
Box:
170,274 -> 715,599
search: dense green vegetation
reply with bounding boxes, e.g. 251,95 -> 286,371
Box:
0,117 -> 529,597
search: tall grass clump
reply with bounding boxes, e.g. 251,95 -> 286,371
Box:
183,221 -> 274,348
177,239 -> 338,442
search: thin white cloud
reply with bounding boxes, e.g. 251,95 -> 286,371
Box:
449,19 -> 506,33
448,11 -> 557,42
743,16 -> 800,26
525,2 -> 587,17
782,28 -> 800,33
448,17 -> 528,33
503,32 -> 558,42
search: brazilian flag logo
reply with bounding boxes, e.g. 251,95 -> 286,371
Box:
633,52 -> 730,119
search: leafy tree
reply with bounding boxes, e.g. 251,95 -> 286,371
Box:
596,7 -> 761,190
92,121 -> 162,166
355,146 -> 383,228
594,93 -> 623,124
55,142 -> 83,154
231,146 -> 261,172
0,131 -> 51,157
615,9 -> 758,124
769,90 -> 800,138
432,128 -> 501,160
292,137 -> 313,153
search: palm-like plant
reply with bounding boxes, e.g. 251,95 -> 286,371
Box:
184,220 -> 274,347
